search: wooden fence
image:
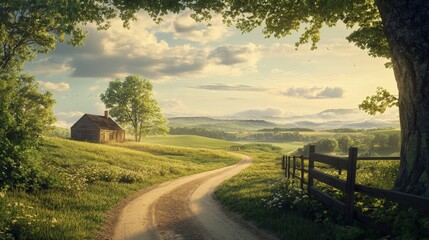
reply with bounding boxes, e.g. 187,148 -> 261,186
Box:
282,145 -> 429,225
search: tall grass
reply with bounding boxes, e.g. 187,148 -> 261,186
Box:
0,137 -> 240,239
215,144 -> 328,239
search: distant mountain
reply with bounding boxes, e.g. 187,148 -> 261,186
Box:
168,108 -> 400,131
168,117 -> 277,131
318,108 -> 358,115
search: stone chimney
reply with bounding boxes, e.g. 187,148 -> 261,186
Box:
104,110 -> 109,118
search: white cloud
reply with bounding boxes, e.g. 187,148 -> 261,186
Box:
56,111 -> 84,118
279,86 -> 345,99
55,111 -> 85,128
38,81 -> 70,92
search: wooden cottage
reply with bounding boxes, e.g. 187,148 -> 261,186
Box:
71,111 -> 125,142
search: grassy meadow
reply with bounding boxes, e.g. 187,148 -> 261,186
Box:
0,136 -> 240,240
135,135 -> 235,149
1,127 -> 421,240
215,142 -> 428,239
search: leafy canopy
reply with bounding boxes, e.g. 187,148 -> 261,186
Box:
0,72 -> 55,190
100,75 -> 169,142
359,87 -> 398,115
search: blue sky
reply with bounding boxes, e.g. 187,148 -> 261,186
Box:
25,11 -> 398,128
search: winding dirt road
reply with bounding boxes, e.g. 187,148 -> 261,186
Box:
111,154 -> 277,240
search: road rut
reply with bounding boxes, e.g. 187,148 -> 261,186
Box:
112,154 -> 276,240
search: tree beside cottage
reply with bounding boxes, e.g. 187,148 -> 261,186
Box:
100,75 -> 169,142
71,111 -> 125,143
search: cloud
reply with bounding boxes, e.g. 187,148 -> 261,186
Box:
158,98 -> 213,118
56,111 -> 84,118
280,86 -> 345,99
209,43 -> 262,66
55,111 -> 84,128
159,99 -> 187,109
38,19 -> 258,80
315,87 -> 344,98
38,81 -> 70,91
231,107 -> 285,119
26,57 -> 73,75
191,83 -> 267,92
158,11 -> 231,43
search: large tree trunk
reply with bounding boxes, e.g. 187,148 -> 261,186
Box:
376,0 -> 429,197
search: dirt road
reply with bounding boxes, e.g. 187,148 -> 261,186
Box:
111,154 -> 276,240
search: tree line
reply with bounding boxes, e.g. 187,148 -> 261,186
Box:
294,133 -> 401,157
169,127 -> 311,142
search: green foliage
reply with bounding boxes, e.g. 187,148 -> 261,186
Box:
228,143 -> 283,153
100,75 -> 169,142
43,127 -> 70,139
0,72 -> 55,190
315,138 -> 338,153
0,0 -> 126,71
359,87 -> 398,115
169,127 -> 311,142
258,127 -> 315,132
294,131 -> 401,157
338,135 -> 353,153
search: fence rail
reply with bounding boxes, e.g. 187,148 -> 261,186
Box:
282,145 -> 429,225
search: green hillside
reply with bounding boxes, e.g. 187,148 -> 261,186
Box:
0,137 -> 240,240
141,135 -> 235,149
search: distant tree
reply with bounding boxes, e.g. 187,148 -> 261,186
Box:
100,75 -> 168,142
387,133 -> 401,153
371,134 -> 389,152
315,138 -> 338,153
337,136 -> 353,153
0,72 -> 55,190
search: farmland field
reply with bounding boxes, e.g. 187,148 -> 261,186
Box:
138,135 -> 235,149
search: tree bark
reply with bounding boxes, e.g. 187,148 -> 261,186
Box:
376,0 -> 429,197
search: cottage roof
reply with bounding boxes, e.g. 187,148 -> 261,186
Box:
86,114 -> 124,130
71,114 -> 124,130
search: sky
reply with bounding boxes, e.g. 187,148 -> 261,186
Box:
25,11 -> 399,128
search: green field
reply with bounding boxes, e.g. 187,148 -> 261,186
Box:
235,141 -> 304,154
0,137 -> 240,240
129,135 -> 235,149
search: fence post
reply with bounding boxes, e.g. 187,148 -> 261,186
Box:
300,155 -> 305,190
287,156 -> 291,178
292,156 -> 296,180
344,147 -> 358,225
308,145 -> 315,195
282,155 -> 285,170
